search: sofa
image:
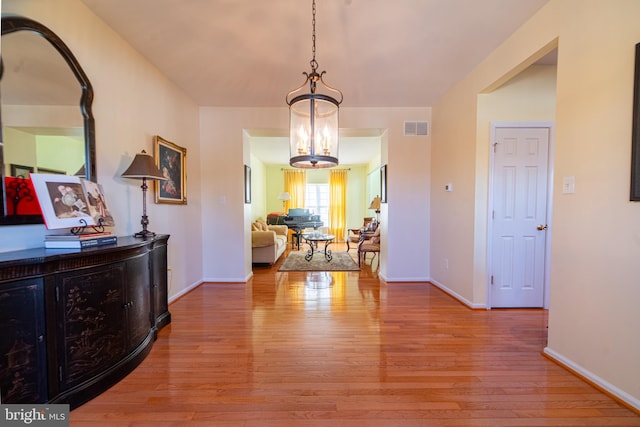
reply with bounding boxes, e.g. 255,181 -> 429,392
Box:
251,220 -> 288,264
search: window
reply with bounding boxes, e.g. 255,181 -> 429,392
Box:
305,183 -> 329,227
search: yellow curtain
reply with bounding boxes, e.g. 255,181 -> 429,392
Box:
283,170 -> 306,211
329,169 -> 347,241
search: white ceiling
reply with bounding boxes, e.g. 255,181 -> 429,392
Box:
79,0 -> 550,165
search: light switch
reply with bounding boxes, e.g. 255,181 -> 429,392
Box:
445,183 -> 453,192
562,176 -> 575,194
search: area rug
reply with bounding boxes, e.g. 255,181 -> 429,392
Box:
279,251 -> 360,271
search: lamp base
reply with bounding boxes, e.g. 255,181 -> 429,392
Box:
134,229 -> 156,238
134,212 -> 155,238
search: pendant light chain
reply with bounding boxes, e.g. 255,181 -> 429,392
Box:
310,0 -> 317,73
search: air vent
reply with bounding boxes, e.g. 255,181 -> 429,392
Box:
404,121 -> 429,136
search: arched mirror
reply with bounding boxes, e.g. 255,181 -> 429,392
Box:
0,15 -> 96,225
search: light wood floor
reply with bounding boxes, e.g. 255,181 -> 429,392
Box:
72,244 -> 640,426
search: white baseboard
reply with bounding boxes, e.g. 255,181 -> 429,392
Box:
383,276 -> 430,282
428,278 -> 486,309
201,276 -> 251,283
543,347 -> 640,412
169,274 -> 253,304
378,272 -> 430,282
168,279 -> 203,304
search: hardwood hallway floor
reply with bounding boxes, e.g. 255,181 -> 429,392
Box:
72,245 -> 640,426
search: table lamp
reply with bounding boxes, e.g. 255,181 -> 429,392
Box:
121,150 -> 166,238
369,195 -> 381,222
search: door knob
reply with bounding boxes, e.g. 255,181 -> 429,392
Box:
537,224 -> 548,231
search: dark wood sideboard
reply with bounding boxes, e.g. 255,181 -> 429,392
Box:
0,235 -> 170,408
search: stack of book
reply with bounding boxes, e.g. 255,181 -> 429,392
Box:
44,232 -> 117,249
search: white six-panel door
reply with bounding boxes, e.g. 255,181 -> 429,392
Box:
490,126 -> 550,308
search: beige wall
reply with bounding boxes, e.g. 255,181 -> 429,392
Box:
3,127 -> 37,173
37,135 -> 84,174
432,0 -> 640,409
1,0 -> 204,301
3,128 -> 83,176
6,0 -> 637,413
342,108 -> 431,281
249,152 -> 267,221
3,103 -> 83,175
200,107 -> 287,282
346,165 -> 369,231
199,107 -> 430,282
473,65 -> 557,306
265,164 -> 286,214
432,65 -> 557,307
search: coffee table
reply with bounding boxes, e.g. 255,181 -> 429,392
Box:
302,233 -> 335,262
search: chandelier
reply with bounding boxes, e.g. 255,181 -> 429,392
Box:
286,0 -> 343,168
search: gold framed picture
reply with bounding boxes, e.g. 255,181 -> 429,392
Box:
380,164 -> 387,203
154,135 -> 187,204
244,165 -> 251,204
10,163 -> 34,178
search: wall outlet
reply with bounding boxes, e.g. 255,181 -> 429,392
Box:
445,183 -> 453,192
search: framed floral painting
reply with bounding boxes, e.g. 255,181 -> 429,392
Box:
154,135 -> 187,204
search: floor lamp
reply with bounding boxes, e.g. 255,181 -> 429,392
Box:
278,191 -> 290,212
121,150 -> 166,238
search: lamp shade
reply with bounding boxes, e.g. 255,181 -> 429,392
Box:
369,196 -> 381,211
121,150 -> 166,180
278,191 -> 291,201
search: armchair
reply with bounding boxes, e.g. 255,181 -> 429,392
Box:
358,226 -> 381,267
346,217 -> 374,252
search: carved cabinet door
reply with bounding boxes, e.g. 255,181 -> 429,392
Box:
55,263 -> 127,390
0,278 -> 46,403
151,241 -> 170,331
124,253 -> 152,351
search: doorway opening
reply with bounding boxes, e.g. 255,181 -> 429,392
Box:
479,46 -> 558,309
